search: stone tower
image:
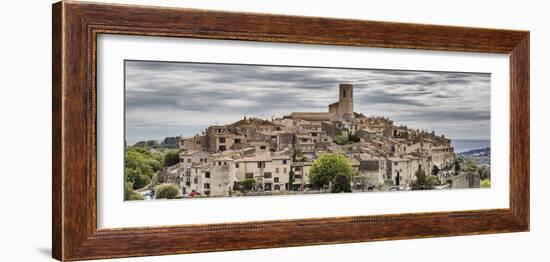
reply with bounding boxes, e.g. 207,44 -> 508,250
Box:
338,83 -> 354,118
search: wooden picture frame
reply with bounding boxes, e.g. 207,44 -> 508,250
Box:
52,1 -> 529,261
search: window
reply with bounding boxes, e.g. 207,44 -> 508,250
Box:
343,90 -> 346,98
257,162 -> 266,168
219,145 -> 226,151
196,141 -> 201,145
218,161 -> 222,166
235,163 -> 240,168
260,146 -> 266,150
219,137 -> 226,143
282,160 -> 288,164
204,183 -> 210,189
205,172 -> 210,178
264,172 -> 272,179
193,177 -> 198,184
246,173 -> 253,179
187,158 -> 191,163
274,177 -> 279,183
274,185 -> 281,191
283,168 -> 287,174
234,139 -> 241,144
312,133 -> 317,137
275,167 -> 279,173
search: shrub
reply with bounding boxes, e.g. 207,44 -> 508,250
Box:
240,179 -> 256,191
125,167 -> 151,190
163,150 -> 180,167
333,134 -> 348,145
480,179 -> 491,188
155,184 -> 179,199
384,179 -> 394,186
348,134 -> 360,143
426,175 -> 441,188
124,182 -> 144,201
331,172 -> 352,193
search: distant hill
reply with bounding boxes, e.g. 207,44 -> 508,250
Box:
458,147 -> 490,156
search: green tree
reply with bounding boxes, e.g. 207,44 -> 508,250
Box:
478,166 -> 491,180
333,134 -> 349,145
125,167 -> 151,190
348,133 -> 360,143
431,165 -> 440,176
480,179 -> 491,188
288,170 -> 295,189
309,153 -> 353,190
124,182 -> 144,201
412,165 -> 428,190
462,160 -> 478,172
331,172 -> 352,193
163,150 -> 180,167
426,175 -> 441,188
146,140 -> 159,148
155,184 -> 179,199
125,148 -> 155,177
453,159 -> 461,175
240,179 -> 256,192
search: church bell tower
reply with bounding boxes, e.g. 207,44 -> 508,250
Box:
338,83 -> 354,118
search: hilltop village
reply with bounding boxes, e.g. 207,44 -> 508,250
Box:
152,83 -> 459,198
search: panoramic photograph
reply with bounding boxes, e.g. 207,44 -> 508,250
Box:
124,60 -> 491,201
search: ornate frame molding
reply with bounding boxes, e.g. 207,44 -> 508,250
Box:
53,1 -> 529,261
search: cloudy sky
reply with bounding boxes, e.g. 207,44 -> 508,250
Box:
125,60 -> 490,144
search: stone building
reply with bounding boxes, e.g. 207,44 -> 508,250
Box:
171,82 -> 455,197
234,150 -> 292,192
290,161 -> 313,190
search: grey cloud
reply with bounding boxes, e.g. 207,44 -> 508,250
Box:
125,60 -> 491,143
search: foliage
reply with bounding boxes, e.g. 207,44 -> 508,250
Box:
124,147 -> 169,190
309,153 -> 353,190
453,159 -> 461,175
431,165 -> 440,176
333,133 -> 360,145
446,178 -> 453,186
125,167 -> 150,190
288,170 -> 295,188
124,182 -> 144,201
480,179 -> 491,188
333,134 -> 349,145
412,165 -> 428,190
163,150 -> 180,167
348,133 -> 360,143
426,175 -> 441,187
155,184 -> 179,199
454,156 -> 490,180
461,160 -> 479,173
331,172 -> 352,193
384,179 -> 395,186
240,179 -> 256,191
477,166 -> 491,180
